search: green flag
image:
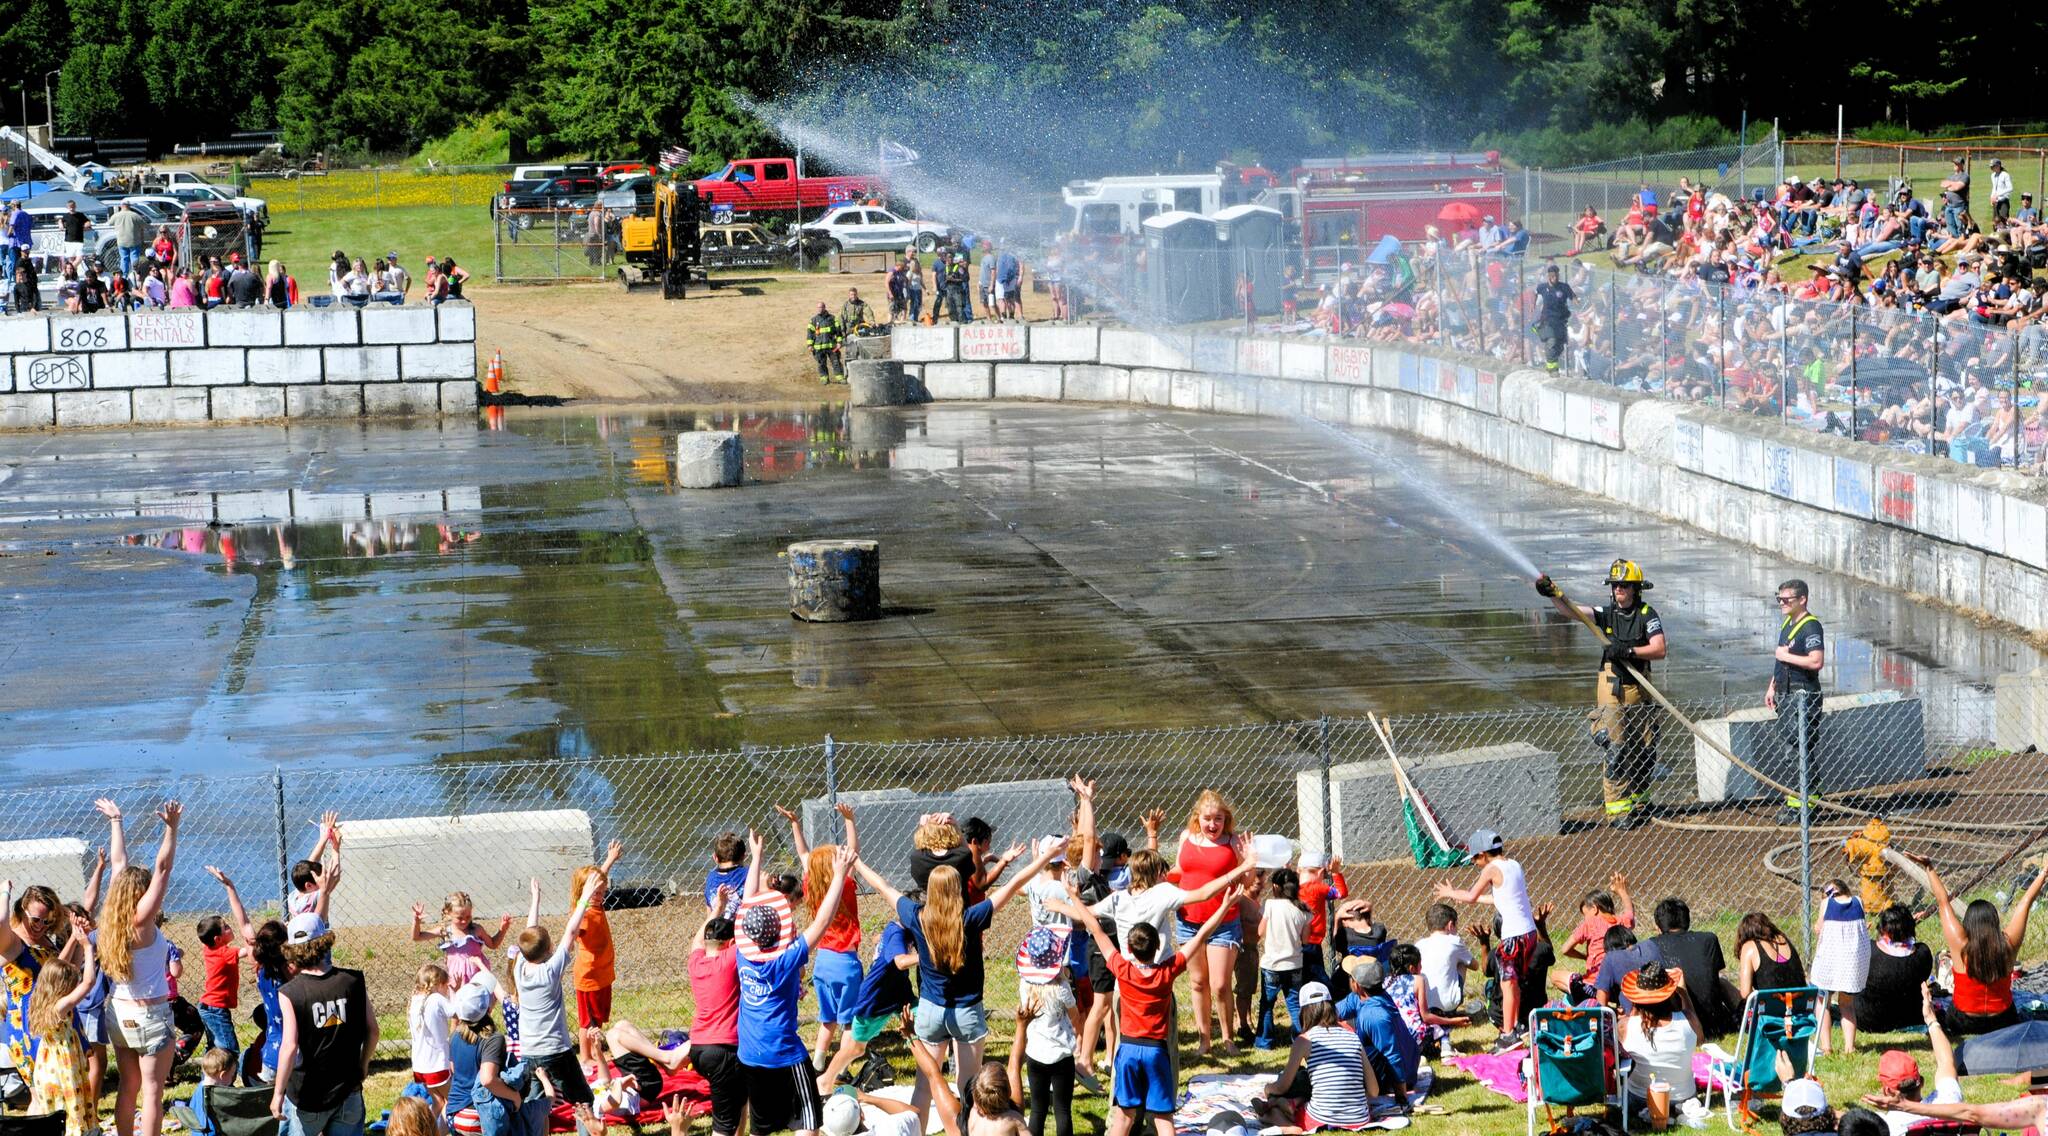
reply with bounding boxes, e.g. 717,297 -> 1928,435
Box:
1404,796 -> 1467,869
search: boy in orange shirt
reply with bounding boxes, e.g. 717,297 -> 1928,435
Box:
574,840 -> 624,1063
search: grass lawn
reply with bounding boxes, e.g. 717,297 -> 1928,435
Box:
258,204 -> 497,282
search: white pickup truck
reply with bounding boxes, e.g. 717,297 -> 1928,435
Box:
140,171 -> 269,227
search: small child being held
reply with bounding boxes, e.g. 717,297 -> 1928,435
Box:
409,961 -> 455,1113
705,832 -> 747,918
288,810 -> 343,918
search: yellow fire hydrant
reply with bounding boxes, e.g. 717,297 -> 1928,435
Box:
1844,817 -> 1896,913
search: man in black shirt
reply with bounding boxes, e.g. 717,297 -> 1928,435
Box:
77,266 -> 107,313
227,263 -> 264,307
1532,264 -> 1573,373
59,199 -> 90,262
1766,578 -> 1827,822
270,912 -> 378,1136
1646,897 -> 1738,1036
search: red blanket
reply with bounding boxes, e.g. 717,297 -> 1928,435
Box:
547,1065 -> 711,1132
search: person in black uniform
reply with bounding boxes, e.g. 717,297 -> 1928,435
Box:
1533,263 -> 1574,373
806,301 -> 843,382
1765,578 -> 1827,823
1537,559 -> 1668,827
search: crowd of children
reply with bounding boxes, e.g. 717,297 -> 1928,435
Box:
1,789 -> 2043,1136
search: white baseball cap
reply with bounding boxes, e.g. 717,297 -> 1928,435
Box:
1298,850 -> 1329,870
1299,981 -> 1333,1007
1782,1079 -> 1827,1119
821,1094 -> 861,1136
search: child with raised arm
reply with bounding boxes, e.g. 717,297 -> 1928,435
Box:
515,867 -> 607,1130
571,841 -> 624,1063
288,811 -> 342,919
411,892 -> 514,989
774,802 -> 866,1071
28,911 -> 99,1136
688,887 -> 743,1136
97,798 -> 183,1136
1431,828 -> 1537,1051
736,841 -> 859,1136
1046,882 -> 1238,1136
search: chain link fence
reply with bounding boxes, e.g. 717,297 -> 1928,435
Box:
1515,133 -> 1784,245
491,205 -> 614,282
15,685 -> 2047,1033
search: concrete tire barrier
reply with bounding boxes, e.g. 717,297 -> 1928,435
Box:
788,539 -> 881,622
675,430 -> 745,488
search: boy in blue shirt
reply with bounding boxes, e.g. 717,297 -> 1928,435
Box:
1336,957 -> 1419,1112
737,838 -> 856,1136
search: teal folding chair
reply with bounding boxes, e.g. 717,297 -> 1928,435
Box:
1525,1005 -> 1631,1135
1703,987 -> 1819,1131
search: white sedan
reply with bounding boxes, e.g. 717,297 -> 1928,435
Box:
800,204 -> 956,253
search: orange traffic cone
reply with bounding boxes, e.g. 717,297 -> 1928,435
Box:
485,349 -> 504,394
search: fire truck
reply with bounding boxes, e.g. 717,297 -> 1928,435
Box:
1059,163 -> 1281,238
1290,151 -> 1506,278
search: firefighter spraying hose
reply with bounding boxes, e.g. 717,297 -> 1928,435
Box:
1537,560 -> 1667,827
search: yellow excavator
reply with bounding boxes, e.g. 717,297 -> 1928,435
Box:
617,179 -> 706,298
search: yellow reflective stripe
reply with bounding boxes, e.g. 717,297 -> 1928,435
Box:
1780,613 -> 1818,640
1604,799 -> 1638,814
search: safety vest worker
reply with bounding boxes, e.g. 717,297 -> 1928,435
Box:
806,302 -> 843,383
1766,577 -> 1827,819
1537,559 -> 1668,827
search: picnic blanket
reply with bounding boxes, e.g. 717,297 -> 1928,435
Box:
1443,1049 -> 1716,1106
547,1064 -> 711,1132
1171,1072 -> 1413,1134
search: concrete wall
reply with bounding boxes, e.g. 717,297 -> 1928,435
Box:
892,327 -> 2048,636
0,303 -> 479,430
1295,744 -> 1560,864
329,809 -> 592,926
0,839 -> 88,903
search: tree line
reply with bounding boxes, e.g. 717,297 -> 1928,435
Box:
0,0 -> 2023,173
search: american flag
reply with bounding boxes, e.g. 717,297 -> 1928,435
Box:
660,146 -> 691,169
1015,925 -> 1071,985
736,891 -> 796,963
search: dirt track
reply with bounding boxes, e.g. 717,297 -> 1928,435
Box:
470,272 -> 886,403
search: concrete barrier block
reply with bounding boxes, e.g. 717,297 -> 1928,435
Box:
170,349 -> 247,386
1130,368 -> 1173,406
363,382 -> 446,417
328,810 -> 592,925
1212,374 -> 1258,415
437,303 -> 476,342
891,324 -> 957,362
800,780 -> 1072,893
0,840 -> 86,905
1994,670 -> 2048,751
1191,335 -> 1238,374
676,430 -> 745,488
1100,328 -> 1192,370
1258,378 -> 1306,418
1349,386 -> 1379,428
1952,483 -> 2005,559
1563,392 -> 1622,448
1303,382 -> 1347,423
360,305 -> 438,344
1915,477 -> 1959,543
54,390 -> 130,427
0,392 -> 54,428
440,380 -> 479,414
128,311 -> 205,350
246,347 -> 324,384
1170,371 -> 1212,412
993,363 -> 1062,400
1281,341 -> 1325,381
958,323 -> 1027,361
0,315 -> 50,354
211,385 -> 285,421
1935,543 -> 1986,608
1693,691 -> 1924,801
2003,496 -> 2048,570
286,383 -> 363,419
401,343 -> 476,380
131,387 -> 212,424
207,308 -> 284,346
50,314 -> 127,352
1237,338 -> 1281,377
13,355 -> 87,392
323,346 -> 400,383
922,362 -> 993,400
1062,364 -> 1129,403
283,307 -> 361,346
1327,344 -> 1372,386
1028,325 -> 1098,363
1297,743 -> 1559,863
90,350 -> 169,388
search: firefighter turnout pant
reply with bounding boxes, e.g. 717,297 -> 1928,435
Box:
813,348 -> 843,379
1590,666 -> 1660,817
1541,318 -> 1568,371
1776,687 -> 1824,809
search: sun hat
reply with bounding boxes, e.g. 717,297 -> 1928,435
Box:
1620,965 -> 1678,1008
1016,925 -> 1070,985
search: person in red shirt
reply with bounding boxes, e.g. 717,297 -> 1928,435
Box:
1170,790 -> 1255,1056
195,912 -> 243,1066
1553,872 -> 1633,1002
1049,885 -> 1237,1136
1295,852 -> 1348,987
687,888 -> 743,1136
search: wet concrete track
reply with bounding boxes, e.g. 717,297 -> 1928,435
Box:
1,404 -> 2035,784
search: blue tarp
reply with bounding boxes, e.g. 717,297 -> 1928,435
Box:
1365,233 -> 1404,265
0,181 -> 62,201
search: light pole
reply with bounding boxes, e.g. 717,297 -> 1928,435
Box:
42,70 -> 59,137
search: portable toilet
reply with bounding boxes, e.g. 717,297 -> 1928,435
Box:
1142,210 -> 1222,323
1212,204 -> 1286,314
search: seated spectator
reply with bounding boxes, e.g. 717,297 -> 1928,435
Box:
1619,961 -> 1700,1119
168,268 -> 198,310
1645,897 -> 1737,1037
1735,912 -> 1804,999
1911,849 -> 2047,1035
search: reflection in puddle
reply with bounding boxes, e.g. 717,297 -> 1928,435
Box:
124,519 -> 484,570
592,405 -> 899,485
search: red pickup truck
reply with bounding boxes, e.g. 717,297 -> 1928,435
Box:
691,158 -> 883,217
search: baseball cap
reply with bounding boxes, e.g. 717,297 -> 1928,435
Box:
1298,850 -> 1328,870
387,250 -> 400,261
451,972 -> 496,1022
1299,981 -> 1332,1007
821,1093 -> 861,1136
742,903 -> 783,953
1099,832 -> 1131,861
1342,956 -> 1383,987
1783,1079 -> 1828,1119
1878,1051 -> 1922,1092
1207,1111 -> 1249,1136
1037,835 -> 1066,865
1464,828 -> 1503,855
286,912 -> 329,944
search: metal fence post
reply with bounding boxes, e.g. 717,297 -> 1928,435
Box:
273,767 -> 288,910
824,734 -> 839,840
494,210 -> 504,281
1798,693 -> 1814,959
1318,715 -> 1332,857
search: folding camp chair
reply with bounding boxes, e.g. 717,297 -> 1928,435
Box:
1703,986 -> 1819,1131
0,1113 -> 69,1136
184,1083 -> 283,1136
1524,1005 -> 1631,1135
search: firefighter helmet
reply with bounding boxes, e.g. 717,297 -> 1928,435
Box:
1604,558 -> 1653,590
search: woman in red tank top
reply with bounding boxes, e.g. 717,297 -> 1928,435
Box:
1174,789 -> 1253,1055
1917,853 -> 2045,1036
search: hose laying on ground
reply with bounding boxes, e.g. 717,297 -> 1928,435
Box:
1550,584 -> 2039,837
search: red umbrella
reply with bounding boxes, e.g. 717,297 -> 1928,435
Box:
1437,201 -> 1485,225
